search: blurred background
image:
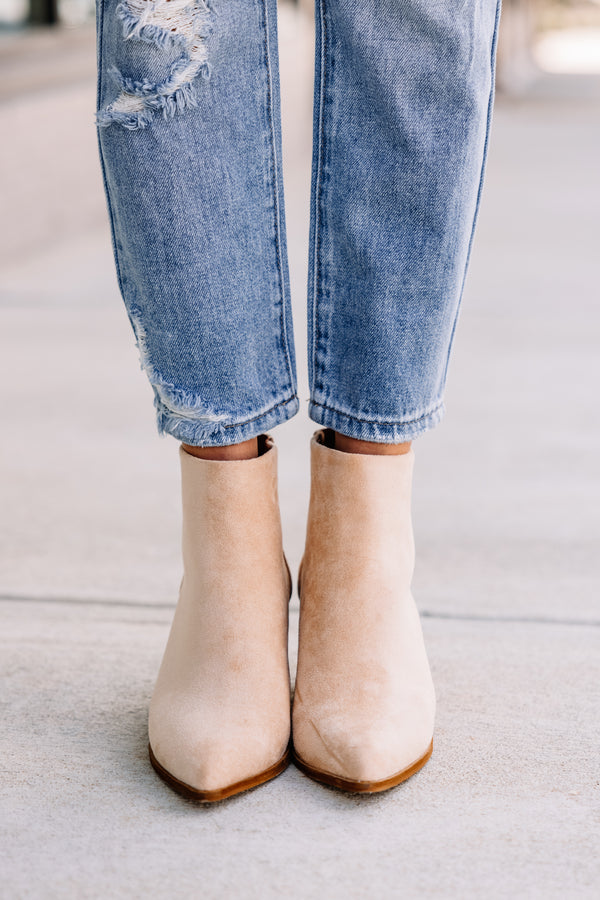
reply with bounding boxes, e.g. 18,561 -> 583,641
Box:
1,3 -> 599,896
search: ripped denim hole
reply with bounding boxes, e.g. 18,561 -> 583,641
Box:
128,305 -> 229,425
97,0 -> 213,130
154,387 -> 230,424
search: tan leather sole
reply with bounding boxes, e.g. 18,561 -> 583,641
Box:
292,740 -> 433,794
149,743 -> 291,803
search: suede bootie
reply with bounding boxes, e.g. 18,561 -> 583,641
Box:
148,434 -> 292,801
292,428 -> 435,793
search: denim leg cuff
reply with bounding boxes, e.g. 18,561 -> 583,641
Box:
156,393 -> 300,447
308,399 -> 445,443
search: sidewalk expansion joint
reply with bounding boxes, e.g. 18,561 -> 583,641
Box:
0,593 -> 598,628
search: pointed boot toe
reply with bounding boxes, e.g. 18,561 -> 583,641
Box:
293,683 -> 434,791
149,434 -> 292,802
292,429 -> 435,794
149,692 -> 291,800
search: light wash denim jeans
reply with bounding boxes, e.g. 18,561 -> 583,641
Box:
95,0 -> 501,446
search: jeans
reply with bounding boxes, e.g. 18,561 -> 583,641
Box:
95,0 -> 502,446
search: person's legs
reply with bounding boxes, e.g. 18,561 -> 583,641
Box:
96,0 -> 503,798
95,0 -> 296,799
293,0 -> 502,791
95,0 -> 298,448
308,0 -> 502,443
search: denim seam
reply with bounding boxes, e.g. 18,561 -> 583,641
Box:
95,0 -> 104,95
438,0 -> 503,394
261,0 -> 296,396
95,3 -> 132,339
221,393 -> 298,428
310,0 -> 327,395
309,397 -> 444,428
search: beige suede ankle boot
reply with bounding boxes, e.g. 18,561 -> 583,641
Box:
148,433 -> 292,802
292,428 -> 435,793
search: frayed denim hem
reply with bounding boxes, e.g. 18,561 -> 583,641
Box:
308,399 -> 445,443
156,393 -> 299,446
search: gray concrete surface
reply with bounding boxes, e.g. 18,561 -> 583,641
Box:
1,8 -> 599,898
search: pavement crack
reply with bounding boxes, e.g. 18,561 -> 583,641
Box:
0,594 -> 598,627
420,610 -> 600,628
0,593 -> 174,611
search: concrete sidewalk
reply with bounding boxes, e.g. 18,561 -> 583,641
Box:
1,9 -> 599,898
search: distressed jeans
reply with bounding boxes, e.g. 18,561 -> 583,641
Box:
95,0 -> 502,446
